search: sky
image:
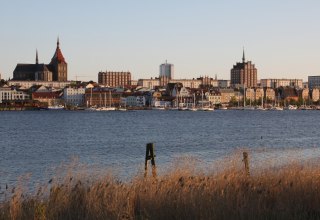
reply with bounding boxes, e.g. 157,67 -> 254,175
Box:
0,0 -> 319,82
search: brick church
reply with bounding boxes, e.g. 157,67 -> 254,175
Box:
13,38 -> 67,82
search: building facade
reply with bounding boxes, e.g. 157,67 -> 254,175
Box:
13,39 -> 67,82
137,78 -> 160,89
8,80 -> 71,89
261,79 -> 303,88
159,61 -> 174,79
98,71 -> 131,87
308,76 -> 320,89
231,50 -> 257,88
63,87 -> 86,106
0,85 -> 29,103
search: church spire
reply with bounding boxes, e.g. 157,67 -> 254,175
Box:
57,36 -> 60,48
242,47 -> 245,63
36,49 -> 39,64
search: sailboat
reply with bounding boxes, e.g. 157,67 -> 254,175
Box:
118,97 -> 127,111
189,93 -> 198,111
243,86 -> 255,110
99,90 -> 116,111
256,93 -> 266,110
198,90 -> 214,111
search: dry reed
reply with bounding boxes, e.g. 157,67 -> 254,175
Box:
1,151 -> 320,220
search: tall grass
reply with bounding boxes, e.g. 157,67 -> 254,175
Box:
1,151 -> 320,220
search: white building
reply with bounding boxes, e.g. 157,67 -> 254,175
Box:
0,85 -> 29,103
169,79 -> 202,89
63,87 -> 86,106
260,79 -> 303,88
308,76 -> 320,89
8,80 -> 71,89
137,78 -> 160,89
125,96 -> 146,107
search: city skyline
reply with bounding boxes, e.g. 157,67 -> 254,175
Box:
1,1 -> 319,81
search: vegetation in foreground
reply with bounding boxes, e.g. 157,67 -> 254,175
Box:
1,153 -> 320,220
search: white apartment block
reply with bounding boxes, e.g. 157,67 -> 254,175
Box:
63,87 -> 85,106
137,79 -> 160,89
260,79 -> 303,88
169,79 -> 202,88
0,85 -> 29,103
8,80 -> 71,89
125,96 -> 146,107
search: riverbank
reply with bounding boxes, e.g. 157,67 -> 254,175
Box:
1,154 -> 320,220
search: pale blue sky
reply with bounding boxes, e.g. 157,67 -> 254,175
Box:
0,0 -> 319,81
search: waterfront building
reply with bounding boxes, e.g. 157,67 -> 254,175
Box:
8,80 -> 71,89
84,88 -> 121,107
279,87 -> 299,102
98,71 -> 131,87
260,79 -> 303,89
265,88 -> 276,101
255,88 -> 264,101
32,86 -> 62,106
308,76 -> 320,89
125,96 -> 146,107
160,61 -> 174,79
13,39 -> 67,82
300,88 -> 310,100
0,85 -> 29,104
311,88 -> 319,102
63,87 -> 86,106
230,49 -> 257,88
245,88 -> 255,102
207,91 -> 221,105
220,88 -> 236,104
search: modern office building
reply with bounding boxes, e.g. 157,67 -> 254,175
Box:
160,61 -> 174,79
13,39 -> 67,82
308,76 -> 320,89
230,49 -> 257,88
98,71 -> 131,87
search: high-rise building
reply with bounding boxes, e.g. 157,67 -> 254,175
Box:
230,49 -> 257,88
98,71 -> 131,87
13,38 -> 67,82
159,61 -> 174,79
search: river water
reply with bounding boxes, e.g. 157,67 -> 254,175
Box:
1,110 -> 320,189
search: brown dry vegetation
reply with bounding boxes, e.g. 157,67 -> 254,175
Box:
1,152 -> 320,220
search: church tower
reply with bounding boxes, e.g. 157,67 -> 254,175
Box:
50,38 -> 67,81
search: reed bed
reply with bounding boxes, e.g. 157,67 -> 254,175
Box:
1,151 -> 320,220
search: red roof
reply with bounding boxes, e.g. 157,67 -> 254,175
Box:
50,40 -> 66,64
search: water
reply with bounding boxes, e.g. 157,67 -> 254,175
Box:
1,110 -> 320,188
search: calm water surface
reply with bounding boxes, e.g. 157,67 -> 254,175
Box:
1,110 -> 320,187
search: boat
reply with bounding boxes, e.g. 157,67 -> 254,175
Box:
99,91 -> 116,111
153,106 -> 166,110
286,105 -> 298,110
48,105 -> 64,110
85,106 -> 97,111
198,90 -> 214,111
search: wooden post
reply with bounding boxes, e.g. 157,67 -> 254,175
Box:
145,143 -> 156,178
243,152 -> 250,176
